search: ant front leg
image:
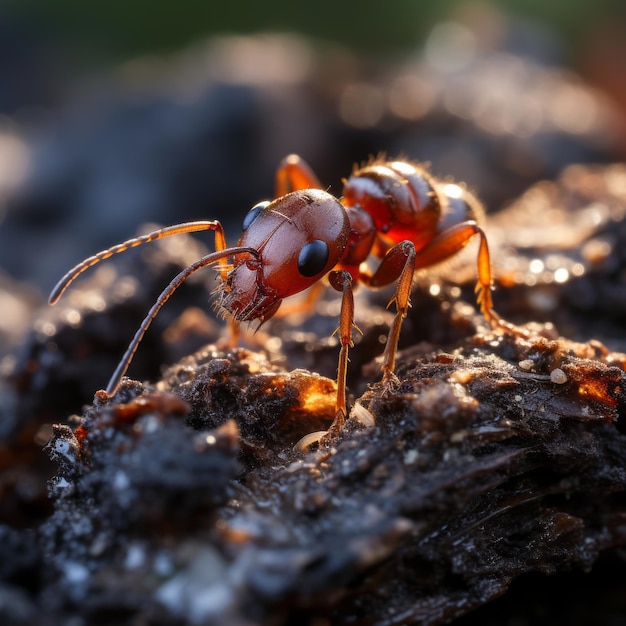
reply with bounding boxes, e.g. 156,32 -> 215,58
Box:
326,269 -> 358,436
292,270 -> 360,450
275,154 -> 323,195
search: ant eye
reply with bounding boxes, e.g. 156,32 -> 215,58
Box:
297,239 -> 329,277
242,201 -> 270,230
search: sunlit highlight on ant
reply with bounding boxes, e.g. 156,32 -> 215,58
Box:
50,154 -> 508,437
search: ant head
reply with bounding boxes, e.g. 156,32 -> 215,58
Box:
219,189 -> 350,322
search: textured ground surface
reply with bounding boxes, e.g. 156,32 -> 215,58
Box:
2,25 -> 626,626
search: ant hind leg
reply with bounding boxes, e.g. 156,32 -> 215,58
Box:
275,154 -> 323,196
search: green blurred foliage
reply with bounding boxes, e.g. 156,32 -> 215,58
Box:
5,0 -> 626,64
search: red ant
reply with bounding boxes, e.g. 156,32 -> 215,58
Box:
50,154 -> 504,437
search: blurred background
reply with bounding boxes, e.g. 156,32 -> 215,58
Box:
2,0 -> 626,348
4,0 -> 626,73
3,4 -> 626,624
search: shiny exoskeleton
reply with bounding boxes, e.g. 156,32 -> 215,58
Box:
50,154 -> 503,437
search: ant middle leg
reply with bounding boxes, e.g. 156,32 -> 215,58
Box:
365,241 -> 417,384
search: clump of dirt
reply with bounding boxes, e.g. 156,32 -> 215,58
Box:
36,321 -> 626,625
3,166 -> 626,625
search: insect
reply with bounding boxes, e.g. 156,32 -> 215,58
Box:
50,154 -> 505,436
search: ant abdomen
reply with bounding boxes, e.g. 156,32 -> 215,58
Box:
342,160 -> 484,252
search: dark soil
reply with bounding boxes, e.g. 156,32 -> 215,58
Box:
2,27 -> 626,626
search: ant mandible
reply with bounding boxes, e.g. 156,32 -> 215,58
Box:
50,154 -> 504,437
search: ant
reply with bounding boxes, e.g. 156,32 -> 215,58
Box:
50,154 -> 506,437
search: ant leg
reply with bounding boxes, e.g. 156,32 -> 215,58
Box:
49,221 -> 229,304
106,246 -> 257,396
224,317 -> 241,349
410,221 -> 500,325
326,270 -> 357,435
366,241 -> 417,383
294,272 -> 365,448
275,154 -> 323,195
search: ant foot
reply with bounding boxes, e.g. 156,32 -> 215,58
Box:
491,315 -> 532,339
381,369 -> 400,395
481,306 -> 531,340
325,408 -> 346,439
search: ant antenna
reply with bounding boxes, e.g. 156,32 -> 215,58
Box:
106,246 -> 258,395
49,221 -> 226,305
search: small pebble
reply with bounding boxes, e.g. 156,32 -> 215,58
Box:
550,368 -> 567,384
